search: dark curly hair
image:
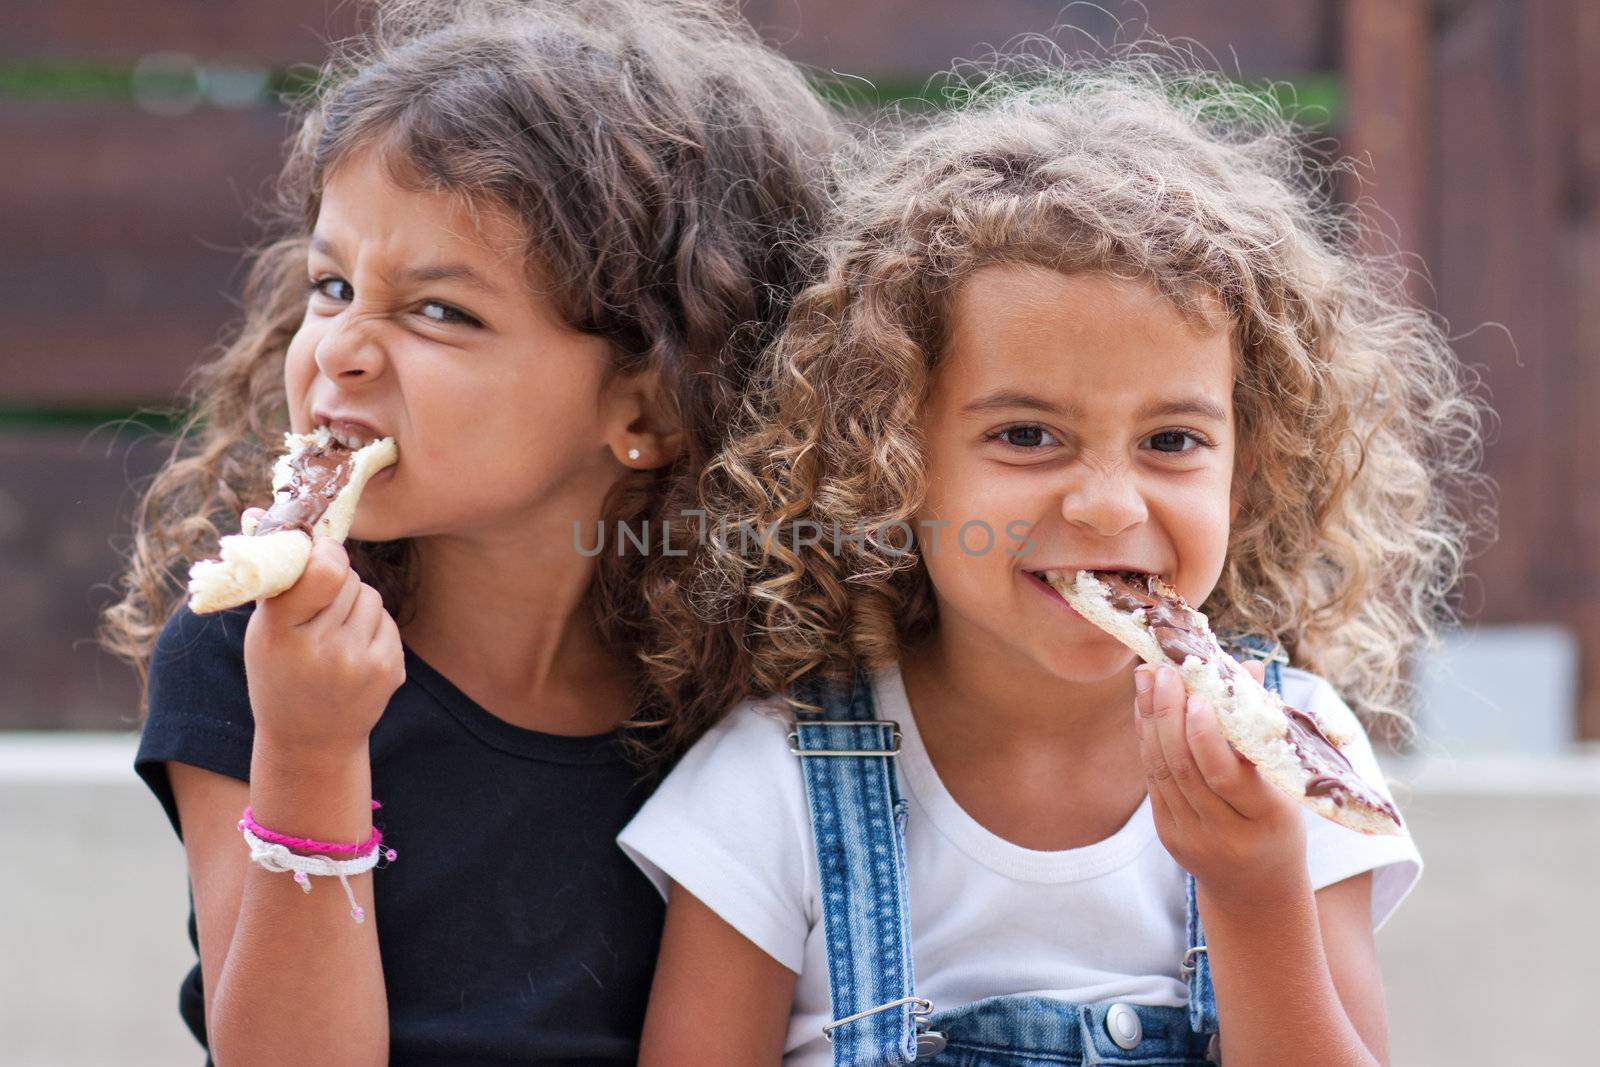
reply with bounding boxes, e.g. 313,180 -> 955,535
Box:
102,0 -> 843,713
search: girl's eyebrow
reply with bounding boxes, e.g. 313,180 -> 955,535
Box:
960,391 -> 1083,418
309,235 -> 340,262
960,390 -> 1228,423
402,262 -> 506,297
1134,397 -> 1229,422
309,235 -> 506,297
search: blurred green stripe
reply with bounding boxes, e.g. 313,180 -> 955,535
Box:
0,405 -> 185,436
0,61 -> 133,100
2,59 -> 1341,123
1265,74 -> 1343,124
0,60 -> 318,106
811,71 -> 1343,124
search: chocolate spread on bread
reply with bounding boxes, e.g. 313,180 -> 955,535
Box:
253,439 -> 355,537
1095,570 -> 1399,822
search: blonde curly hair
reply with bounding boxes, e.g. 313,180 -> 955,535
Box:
642,56 -> 1490,757
100,0 -> 842,706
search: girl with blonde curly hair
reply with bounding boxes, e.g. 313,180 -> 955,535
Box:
100,0 -> 842,1062
623,57 -> 1484,1067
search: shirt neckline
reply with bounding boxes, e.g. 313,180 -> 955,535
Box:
403,646 -> 636,765
874,663 -> 1160,883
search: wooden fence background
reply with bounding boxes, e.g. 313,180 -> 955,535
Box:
4,0 -> 1596,737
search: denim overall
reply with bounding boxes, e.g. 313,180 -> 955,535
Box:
788,640 -> 1286,1067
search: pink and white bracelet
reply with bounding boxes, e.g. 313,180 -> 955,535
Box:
238,802 -> 398,923
239,802 -> 386,855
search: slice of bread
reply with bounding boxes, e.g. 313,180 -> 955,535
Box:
1046,569 -> 1401,836
187,428 -> 397,615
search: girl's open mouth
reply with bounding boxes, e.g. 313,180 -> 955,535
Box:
1022,570 -> 1082,617
1022,568 -> 1165,619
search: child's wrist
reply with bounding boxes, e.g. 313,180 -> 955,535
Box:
1195,859 -> 1312,918
249,733 -> 374,842
239,801 -> 396,924
252,727 -> 369,775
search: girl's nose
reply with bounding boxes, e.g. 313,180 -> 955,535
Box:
1060,466 -> 1148,537
314,315 -> 385,382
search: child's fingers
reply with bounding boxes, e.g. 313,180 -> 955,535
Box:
1182,694 -> 1249,818
344,582 -> 383,635
1133,664 -> 1156,720
266,538 -> 350,626
364,587 -> 394,644
1138,711 -> 1187,835
345,580 -> 390,638
285,562 -> 359,634
1186,685 -> 1297,823
1150,667 -> 1238,824
1240,658 -> 1267,686
1136,666 -> 1199,827
1146,777 -> 1179,841
358,594 -> 405,691
327,568 -> 365,628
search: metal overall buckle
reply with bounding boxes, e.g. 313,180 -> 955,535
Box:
1180,947 -> 1224,1064
821,995 -> 947,1057
788,719 -> 903,757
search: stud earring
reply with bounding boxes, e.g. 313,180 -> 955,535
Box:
626,448 -> 641,461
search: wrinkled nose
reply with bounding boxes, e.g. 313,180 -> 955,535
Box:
314,314 -> 385,383
1060,465 -> 1148,537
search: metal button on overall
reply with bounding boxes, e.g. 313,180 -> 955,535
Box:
1105,1003 -> 1143,1050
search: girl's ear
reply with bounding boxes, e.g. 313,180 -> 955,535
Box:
600,366 -> 686,470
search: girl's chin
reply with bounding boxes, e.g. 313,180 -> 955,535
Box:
1035,639 -> 1139,683
346,513 -> 403,545
344,469 -> 400,543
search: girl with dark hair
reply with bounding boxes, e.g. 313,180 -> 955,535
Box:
102,2 -> 840,1062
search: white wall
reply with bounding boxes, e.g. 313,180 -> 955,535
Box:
1375,755 -> 1600,1066
1,734 -> 197,1066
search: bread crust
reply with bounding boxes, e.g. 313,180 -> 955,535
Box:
186,428 -> 397,615
1046,569 -> 1401,836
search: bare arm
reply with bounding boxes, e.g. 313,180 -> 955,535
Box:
1316,873 -> 1391,1058
1135,662 -> 1390,1067
638,882 -> 797,1067
1198,871 -> 1388,1066
169,536 -> 404,1067
172,753 -> 387,1067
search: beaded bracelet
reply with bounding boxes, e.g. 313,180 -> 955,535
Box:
238,800 -> 385,856
238,801 -> 398,923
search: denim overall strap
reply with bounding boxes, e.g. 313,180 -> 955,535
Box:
790,672 -> 923,1066
1184,634 -> 1289,1038
1183,873 -> 1218,1036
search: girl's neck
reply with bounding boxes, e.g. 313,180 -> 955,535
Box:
898,624 -> 1149,851
900,625 -> 1134,750
399,521 -> 640,737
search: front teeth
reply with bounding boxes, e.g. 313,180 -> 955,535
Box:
326,427 -> 373,450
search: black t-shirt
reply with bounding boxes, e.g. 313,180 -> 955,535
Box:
135,605 -> 665,1066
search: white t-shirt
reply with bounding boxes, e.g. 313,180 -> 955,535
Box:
619,664 -> 1422,1066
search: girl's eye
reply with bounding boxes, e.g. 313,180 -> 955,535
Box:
309,276 -> 353,302
1143,430 -> 1208,454
420,300 -> 482,328
992,425 -> 1058,449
